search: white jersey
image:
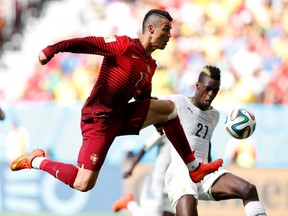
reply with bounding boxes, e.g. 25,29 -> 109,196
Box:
162,94 -> 220,164
162,94 -> 229,210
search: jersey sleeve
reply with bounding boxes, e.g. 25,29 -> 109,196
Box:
42,35 -> 130,60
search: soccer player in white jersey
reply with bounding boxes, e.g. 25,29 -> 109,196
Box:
164,65 -> 266,216
113,131 -> 175,216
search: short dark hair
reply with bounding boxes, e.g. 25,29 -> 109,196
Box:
198,65 -> 221,82
142,9 -> 173,33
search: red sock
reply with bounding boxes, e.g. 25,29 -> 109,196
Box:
163,116 -> 196,163
40,159 -> 78,188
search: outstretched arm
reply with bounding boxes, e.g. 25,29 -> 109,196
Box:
123,148 -> 146,178
38,35 -> 129,65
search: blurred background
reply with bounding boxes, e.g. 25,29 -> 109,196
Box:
0,0 -> 288,215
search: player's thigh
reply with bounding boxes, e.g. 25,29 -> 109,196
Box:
119,100 -> 150,135
79,117 -> 121,171
197,168 -> 229,200
123,99 -> 175,129
142,99 -> 175,128
211,172 -> 253,200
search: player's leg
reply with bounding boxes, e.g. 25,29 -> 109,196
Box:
73,116 -> 121,191
38,156 -> 99,192
52,115 -> 121,191
175,195 -> 198,216
142,100 -> 193,159
10,148 -> 99,192
165,161 -> 198,216
163,212 -> 175,216
10,149 -> 82,189
11,116 -> 119,192
211,173 -> 266,216
143,99 -> 223,182
125,99 -> 193,163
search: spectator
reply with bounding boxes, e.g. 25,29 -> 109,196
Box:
6,121 -> 30,162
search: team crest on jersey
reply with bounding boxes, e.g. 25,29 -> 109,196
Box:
104,36 -> 116,43
90,153 -> 99,165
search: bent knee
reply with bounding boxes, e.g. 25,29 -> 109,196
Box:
241,183 -> 258,199
247,183 -> 258,195
166,100 -> 175,111
167,101 -> 177,120
73,180 -> 95,192
73,170 -> 98,192
159,100 -> 177,120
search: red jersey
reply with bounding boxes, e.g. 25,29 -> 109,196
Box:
42,35 -> 157,119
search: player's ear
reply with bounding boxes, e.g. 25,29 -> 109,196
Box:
148,25 -> 154,33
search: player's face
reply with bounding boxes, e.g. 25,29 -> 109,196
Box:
150,18 -> 172,50
195,77 -> 220,110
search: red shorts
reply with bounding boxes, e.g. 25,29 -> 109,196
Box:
77,100 -> 150,171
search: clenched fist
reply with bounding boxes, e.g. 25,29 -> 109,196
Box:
38,51 -> 50,65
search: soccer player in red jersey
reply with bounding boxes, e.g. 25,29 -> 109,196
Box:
10,9 -> 222,192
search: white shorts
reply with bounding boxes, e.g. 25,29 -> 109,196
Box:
165,162 -> 229,210
162,190 -> 174,213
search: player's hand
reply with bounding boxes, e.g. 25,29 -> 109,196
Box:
38,51 -> 50,65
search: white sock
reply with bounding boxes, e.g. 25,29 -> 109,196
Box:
244,201 -> 266,216
186,160 -> 200,171
31,157 -> 46,169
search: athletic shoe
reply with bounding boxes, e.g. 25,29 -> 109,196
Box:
189,158 -> 223,183
10,149 -> 46,171
113,192 -> 134,212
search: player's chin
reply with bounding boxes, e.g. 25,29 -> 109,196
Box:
159,43 -> 168,49
204,100 -> 212,106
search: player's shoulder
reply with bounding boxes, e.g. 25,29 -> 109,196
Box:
164,94 -> 188,101
104,35 -> 131,43
209,106 -> 220,120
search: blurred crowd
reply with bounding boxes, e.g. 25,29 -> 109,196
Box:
0,0 -> 47,54
0,0 -> 288,106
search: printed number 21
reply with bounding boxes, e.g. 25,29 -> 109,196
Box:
196,123 -> 208,139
